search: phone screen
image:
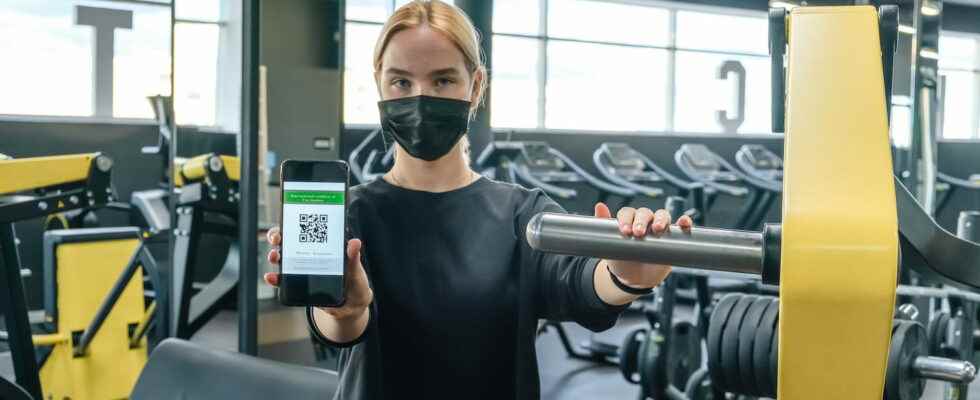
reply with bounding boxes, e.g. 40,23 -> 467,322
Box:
281,181 -> 346,277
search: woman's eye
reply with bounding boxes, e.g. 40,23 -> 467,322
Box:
435,78 -> 454,87
392,79 -> 410,89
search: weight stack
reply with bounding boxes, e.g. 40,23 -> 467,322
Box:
707,293 -> 779,398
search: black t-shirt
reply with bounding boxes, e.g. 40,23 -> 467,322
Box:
307,176 -> 628,400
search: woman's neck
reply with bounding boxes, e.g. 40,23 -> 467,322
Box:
385,146 -> 478,193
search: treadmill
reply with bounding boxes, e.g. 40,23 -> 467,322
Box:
732,144 -> 783,230
673,144 -> 750,223
477,141 -> 636,206
592,143 -> 665,201
347,128 -> 394,185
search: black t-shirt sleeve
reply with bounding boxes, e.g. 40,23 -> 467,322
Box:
516,189 -> 629,332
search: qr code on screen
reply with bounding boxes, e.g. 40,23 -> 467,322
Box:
298,214 -> 329,243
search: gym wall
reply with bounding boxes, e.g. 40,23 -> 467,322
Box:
260,0 -> 344,180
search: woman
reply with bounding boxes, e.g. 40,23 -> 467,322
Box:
264,1 -> 692,398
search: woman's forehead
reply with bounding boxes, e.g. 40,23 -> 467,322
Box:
381,26 -> 467,74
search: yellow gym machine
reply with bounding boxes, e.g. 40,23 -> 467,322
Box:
0,153 -> 163,400
139,95 -> 244,339
168,153 -> 242,339
527,5 -> 979,400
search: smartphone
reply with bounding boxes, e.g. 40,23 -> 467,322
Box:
278,160 -> 349,307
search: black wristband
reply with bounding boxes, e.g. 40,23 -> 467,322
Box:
606,264 -> 655,295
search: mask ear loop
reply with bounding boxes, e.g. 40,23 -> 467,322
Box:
380,128 -> 396,165
380,127 -> 392,152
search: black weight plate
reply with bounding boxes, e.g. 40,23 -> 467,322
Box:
936,313 -> 951,357
708,293 -> 741,390
769,327 -> 778,394
637,330 -> 651,398
737,296 -> 772,396
753,298 -> 778,397
886,320 -> 928,400
721,294 -> 758,395
927,313 -> 939,354
767,303 -> 783,395
619,328 -> 646,383
639,331 -> 666,399
928,312 -> 947,356
900,322 -> 927,400
668,321 -> 702,388
884,317 -> 902,400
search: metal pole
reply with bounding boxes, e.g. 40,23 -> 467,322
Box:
453,0 -> 493,161
238,0 -> 260,356
74,244 -> 145,357
525,212 -> 766,276
162,0 -> 176,343
0,223 -> 42,399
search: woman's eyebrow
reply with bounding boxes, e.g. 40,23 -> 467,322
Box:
429,67 -> 461,77
385,67 -> 413,77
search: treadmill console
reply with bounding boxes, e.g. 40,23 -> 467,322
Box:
604,143 -> 645,171
520,142 -> 578,182
678,144 -> 737,182
522,142 -> 566,172
738,145 -> 783,181
600,143 -> 662,181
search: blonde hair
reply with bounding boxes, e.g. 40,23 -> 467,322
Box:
373,0 -> 487,115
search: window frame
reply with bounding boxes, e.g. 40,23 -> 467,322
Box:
342,0 -> 980,140
0,0 -> 230,129
492,0 -> 772,135
938,30 -> 980,140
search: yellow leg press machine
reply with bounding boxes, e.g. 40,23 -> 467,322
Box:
525,5 -> 980,400
1,153 -> 163,400
169,153 -> 241,340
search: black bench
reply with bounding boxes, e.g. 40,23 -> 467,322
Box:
132,339 -> 338,400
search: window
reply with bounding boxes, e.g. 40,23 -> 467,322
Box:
343,0 -> 455,125
548,1 -> 670,47
174,22 -> 220,126
673,11 -> 770,134
344,23 -> 383,125
675,10 -> 767,54
939,33 -> 980,139
492,0 -> 540,36
673,52 -> 770,134
490,1 -> 772,134
491,36 -> 539,129
546,42 -> 668,131
0,0 -> 229,128
173,0 -> 224,127
0,0 -> 171,119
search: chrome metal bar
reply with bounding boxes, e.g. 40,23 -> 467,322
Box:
895,285 -> 980,304
914,356 -> 977,383
526,212 -> 765,275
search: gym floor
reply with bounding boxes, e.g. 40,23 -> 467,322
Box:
10,306 -> 967,399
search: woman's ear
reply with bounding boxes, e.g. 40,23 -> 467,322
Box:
374,70 -> 383,98
469,67 -> 486,106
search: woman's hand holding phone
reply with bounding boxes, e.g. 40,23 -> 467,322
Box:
265,227 -> 373,321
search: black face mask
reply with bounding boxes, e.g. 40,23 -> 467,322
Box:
378,95 -> 471,161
